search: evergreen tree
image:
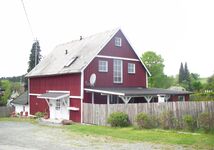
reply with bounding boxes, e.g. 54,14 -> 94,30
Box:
27,40 -> 42,73
184,62 -> 190,81
25,40 -> 42,91
178,62 -> 184,83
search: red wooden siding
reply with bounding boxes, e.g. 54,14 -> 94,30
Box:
29,73 -> 81,120
98,30 -> 138,59
30,73 -> 81,96
30,95 -> 49,115
69,98 -> 81,122
84,58 -> 147,88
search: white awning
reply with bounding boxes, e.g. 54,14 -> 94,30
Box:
37,91 -> 69,100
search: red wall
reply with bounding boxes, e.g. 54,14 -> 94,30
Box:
83,30 -> 147,104
69,98 -> 81,122
99,30 -> 138,58
30,73 -> 81,95
29,73 -> 81,122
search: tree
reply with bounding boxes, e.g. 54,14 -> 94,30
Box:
25,40 -> 42,90
206,74 -> 214,90
27,40 -> 42,73
141,51 -> 174,88
178,63 -> 185,83
0,80 -> 11,106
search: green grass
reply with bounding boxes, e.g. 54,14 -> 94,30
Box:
1,117 -> 214,149
66,124 -> 214,149
0,117 -> 37,124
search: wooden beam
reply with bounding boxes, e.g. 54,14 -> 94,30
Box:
143,95 -> 153,103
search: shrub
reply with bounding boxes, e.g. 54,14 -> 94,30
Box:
107,112 -> 129,127
35,112 -> 44,118
198,112 -> 212,133
159,111 -> 176,129
136,113 -> 152,129
183,115 -> 196,132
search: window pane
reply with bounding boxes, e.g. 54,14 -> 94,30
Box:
128,63 -> 135,74
99,60 -> 108,72
113,60 -> 123,83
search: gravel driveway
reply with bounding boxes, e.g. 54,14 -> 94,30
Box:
0,121 -> 189,150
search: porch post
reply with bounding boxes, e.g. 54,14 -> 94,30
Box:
92,92 -> 94,124
107,95 -> 110,116
143,95 -> 153,103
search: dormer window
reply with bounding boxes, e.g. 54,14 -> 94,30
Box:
115,37 -> 122,47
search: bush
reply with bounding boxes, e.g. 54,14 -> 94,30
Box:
136,113 -> 152,129
183,115 -> 196,132
198,112 -> 212,133
107,112 -> 129,127
35,112 -> 44,118
159,111 -> 176,129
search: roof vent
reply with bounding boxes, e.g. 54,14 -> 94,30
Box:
65,49 -> 68,55
80,36 -> 83,40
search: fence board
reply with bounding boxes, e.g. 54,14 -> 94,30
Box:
0,106 -> 14,117
83,101 -> 214,126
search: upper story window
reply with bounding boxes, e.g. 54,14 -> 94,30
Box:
113,59 -> 123,83
115,37 -> 122,47
98,60 -> 108,72
128,63 -> 135,74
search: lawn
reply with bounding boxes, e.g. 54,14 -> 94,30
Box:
1,117 -> 213,149
66,124 -> 214,149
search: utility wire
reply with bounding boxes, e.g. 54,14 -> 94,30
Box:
21,0 -> 38,66
21,0 -> 35,40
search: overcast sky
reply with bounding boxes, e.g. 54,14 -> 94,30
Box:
0,0 -> 213,78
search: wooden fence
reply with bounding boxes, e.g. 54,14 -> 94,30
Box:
0,106 -> 14,117
83,101 -> 214,126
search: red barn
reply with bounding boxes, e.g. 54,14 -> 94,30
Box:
26,28 -> 191,123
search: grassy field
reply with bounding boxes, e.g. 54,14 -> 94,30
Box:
66,124 -> 214,149
1,117 -> 214,149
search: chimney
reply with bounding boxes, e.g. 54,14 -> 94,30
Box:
65,49 -> 68,55
80,36 -> 83,40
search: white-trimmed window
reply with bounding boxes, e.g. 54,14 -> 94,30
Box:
113,59 -> 123,83
115,37 -> 122,47
178,96 -> 185,101
55,99 -> 60,110
98,60 -> 108,72
128,63 -> 135,74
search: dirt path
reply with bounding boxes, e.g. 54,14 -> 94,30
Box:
0,122 -> 190,150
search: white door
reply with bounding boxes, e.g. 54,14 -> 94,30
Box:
49,98 -> 69,120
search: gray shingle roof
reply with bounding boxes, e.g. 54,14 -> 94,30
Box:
85,87 -> 192,96
26,28 -> 119,77
11,91 -> 28,105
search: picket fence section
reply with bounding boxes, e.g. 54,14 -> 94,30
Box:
83,101 -> 214,126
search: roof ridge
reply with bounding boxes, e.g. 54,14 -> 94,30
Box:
55,28 -> 119,48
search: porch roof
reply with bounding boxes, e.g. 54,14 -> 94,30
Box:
84,87 -> 192,97
37,91 -> 69,100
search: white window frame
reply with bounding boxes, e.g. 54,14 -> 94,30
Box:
55,99 -> 60,110
115,37 -> 122,47
128,63 -> 135,74
98,60 -> 108,72
113,59 -> 123,83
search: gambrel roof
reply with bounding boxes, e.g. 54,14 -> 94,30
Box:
26,28 -> 150,77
